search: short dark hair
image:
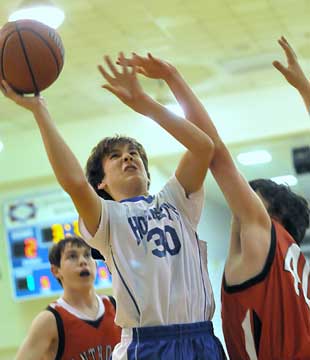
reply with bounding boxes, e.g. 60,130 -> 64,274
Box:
86,135 -> 151,200
48,236 -> 91,267
249,178 -> 310,245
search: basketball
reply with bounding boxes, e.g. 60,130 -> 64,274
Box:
0,19 -> 64,94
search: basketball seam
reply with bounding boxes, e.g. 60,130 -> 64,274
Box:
16,23 -> 39,94
0,30 -> 16,81
18,27 -> 62,75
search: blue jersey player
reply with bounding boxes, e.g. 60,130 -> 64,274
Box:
1,52 -> 226,359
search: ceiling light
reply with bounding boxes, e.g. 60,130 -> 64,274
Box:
271,175 -> 298,186
0,141 -> 3,153
8,0 -> 65,29
237,150 -> 272,166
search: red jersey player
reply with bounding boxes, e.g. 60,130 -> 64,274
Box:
15,236 -> 121,360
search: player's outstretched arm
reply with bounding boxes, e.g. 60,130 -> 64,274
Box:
0,81 -> 101,236
15,311 -> 57,360
99,53 -> 214,195
273,36 -> 310,112
119,53 -> 271,260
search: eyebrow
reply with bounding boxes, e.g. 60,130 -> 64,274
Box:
110,149 -> 120,154
64,248 -> 91,255
109,145 -> 137,154
64,249 -> 77,255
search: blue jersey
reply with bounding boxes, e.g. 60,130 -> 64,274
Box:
79,176 -> 215,328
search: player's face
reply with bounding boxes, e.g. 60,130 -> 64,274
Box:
56,243 -> 97,289
98,143 -> 149,200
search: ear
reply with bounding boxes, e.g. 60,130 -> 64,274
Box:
97,180 -> 108,190
51,264 -> 61,280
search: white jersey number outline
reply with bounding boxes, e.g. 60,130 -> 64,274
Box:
284,243 -> 310,308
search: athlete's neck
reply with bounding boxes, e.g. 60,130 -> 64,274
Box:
62,287 -> 98,312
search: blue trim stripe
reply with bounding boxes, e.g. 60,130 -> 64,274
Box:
120,195 -> 154,204
111,251 -> 140,317
195,233 -> 207,320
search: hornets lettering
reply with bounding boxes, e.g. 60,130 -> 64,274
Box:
128,201 -> 181,258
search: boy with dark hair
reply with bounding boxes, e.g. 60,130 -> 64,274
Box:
1,53 -> 225,359
86,135 -> 151,200
249,178 -> 309,245
15,236 -> 121,360
123,52 -> 310,359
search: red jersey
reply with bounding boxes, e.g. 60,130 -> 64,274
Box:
48,296 -> 121,360
221,221 -> 310,360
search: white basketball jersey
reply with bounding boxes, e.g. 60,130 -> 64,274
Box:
79,176 -> 215,328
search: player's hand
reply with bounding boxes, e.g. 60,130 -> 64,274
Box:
98,53 -> 153,115
0,80 -> 46,112
116,52 -> 176,81
273,36 -> 310,93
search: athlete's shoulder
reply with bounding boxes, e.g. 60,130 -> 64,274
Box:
30,310 -> 58,338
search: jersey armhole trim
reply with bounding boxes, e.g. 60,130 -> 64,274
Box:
223,222 -> 276,293
46,305 -> 65,360
108,295 -> 117,310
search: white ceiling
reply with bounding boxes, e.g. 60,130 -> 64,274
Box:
1,0 -> 310,204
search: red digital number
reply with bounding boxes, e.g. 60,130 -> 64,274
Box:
24,237 -> 38,258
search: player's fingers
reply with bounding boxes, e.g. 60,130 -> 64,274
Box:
116,57 -> 132,67
104,55 -> 119,77
147,52 -> 162,64
147,52 -> 157,61
136,67 -> 148,76
0,80 -> 7,95
130,64 -> 137,77
1,80 -> 18,100
119,52 -> 128,75
131,52 -> 146,65
102,84 -> 119,97
281,36 -> 288,44
281,36 -> 297,58
278,38 -> 296,62
98,64 -> 114,83
272,60 -> 288,75
1,80 -> 11,94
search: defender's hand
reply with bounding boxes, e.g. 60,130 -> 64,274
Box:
117,52 -> 176,81
273,36 -> 310,93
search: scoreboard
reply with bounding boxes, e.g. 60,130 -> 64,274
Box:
4,188 -> 111,301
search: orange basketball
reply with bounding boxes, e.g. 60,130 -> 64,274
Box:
0,19 -> 64,94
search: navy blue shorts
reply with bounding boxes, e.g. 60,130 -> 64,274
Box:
125,320 -> 226,360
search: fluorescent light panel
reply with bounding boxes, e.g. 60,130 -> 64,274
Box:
271,175 -> 298,186
237,150 -> 272,165
9,5 -> 65,29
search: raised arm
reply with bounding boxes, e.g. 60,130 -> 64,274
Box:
118,53 -> 271,261
15,311 -> 57,360
273,36 -> 310,112
1,81 -> 101,236
98,53 -> 214,195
